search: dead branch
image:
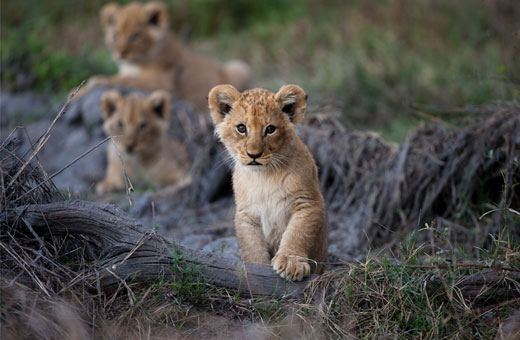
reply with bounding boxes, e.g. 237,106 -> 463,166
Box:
4,200 -> 312,299
435,270 -> 520,301
4,199 -> 518,305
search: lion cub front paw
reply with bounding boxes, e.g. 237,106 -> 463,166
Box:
71,76 -> 110,101
87,75 -> 110,88
95,180 -> 123,195
271,253 -> 311,281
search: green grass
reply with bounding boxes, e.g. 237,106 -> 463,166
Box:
165,245 -> 209,304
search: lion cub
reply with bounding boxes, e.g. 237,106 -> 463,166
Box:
81,1 -> 250,114
208,84 -> 328,281
96,90 -> 190,194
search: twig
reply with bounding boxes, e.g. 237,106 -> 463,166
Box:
105,266 -> 136,306
21,126 -> 51,180
410,107 -> 454,129
0,126 -> 23,149
6,81 -> 85,190
316,261 -> 520,273
108,137 -> 134,206
151,201 -> 156,230
0,239 -> 51,297
480,207 -> 520,219
13,136 -> 112,204
401,263 -> 520,273
118,232 -> 149,266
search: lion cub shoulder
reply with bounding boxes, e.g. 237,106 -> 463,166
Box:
96,90 -> 190,194
81,1 -> 250,114
208,84 -> 328,281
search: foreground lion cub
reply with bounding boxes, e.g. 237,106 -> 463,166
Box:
96,90 -> 190,194
81,1 -> 250,114
208,84 -> 328,281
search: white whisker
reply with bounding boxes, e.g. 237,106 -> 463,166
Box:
214,151 -> 236,170
269,154 -> 289,172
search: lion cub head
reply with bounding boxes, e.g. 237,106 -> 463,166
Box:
208,85 -> 307,170
100,2 -> 169,63
100,90 -> 171,155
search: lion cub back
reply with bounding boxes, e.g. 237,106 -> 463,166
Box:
93,1 -> 251,115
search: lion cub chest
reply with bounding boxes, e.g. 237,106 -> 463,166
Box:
119,61 -> 142,77
236,171 -> 292,246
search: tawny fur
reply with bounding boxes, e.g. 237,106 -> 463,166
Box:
208,84 -> 328,281
96,90 -> 190,194
79,2 -> 251,114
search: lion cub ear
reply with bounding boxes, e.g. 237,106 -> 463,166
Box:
100,3 -> 119,28
147,90 -> 171,121
208,85 -> 240,125
275,85 -> 307,125
100,90 -> 122,120
144,2 -> 169,29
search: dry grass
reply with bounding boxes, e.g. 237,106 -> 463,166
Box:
299,105 -> 520,256
304,229 -> 520,339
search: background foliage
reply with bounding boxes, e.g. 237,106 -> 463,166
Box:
1,0 -> 518,139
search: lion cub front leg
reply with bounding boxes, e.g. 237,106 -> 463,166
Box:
87,75 -> 147,90
71,75 -> 113,100
95,145 -> 125,194
235,210 -> 271,265
272,204 -> 325,281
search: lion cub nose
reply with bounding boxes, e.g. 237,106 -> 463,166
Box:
247,151 -> 263,159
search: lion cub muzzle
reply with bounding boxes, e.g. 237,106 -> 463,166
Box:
247,151 -> 263,165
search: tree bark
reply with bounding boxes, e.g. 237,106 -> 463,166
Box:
6,200 -> 314,299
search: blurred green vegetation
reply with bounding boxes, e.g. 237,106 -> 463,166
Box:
0,28 -> 115,93
1,0 -> 519,140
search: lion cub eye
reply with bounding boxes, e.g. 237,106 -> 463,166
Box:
236,124 -> 247,135
117,120 -> 124,129
265,125 -> 276,135
138,122 -> 147,130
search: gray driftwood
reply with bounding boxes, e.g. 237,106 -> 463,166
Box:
6,200 -> 517,303
7,200 -> 313,298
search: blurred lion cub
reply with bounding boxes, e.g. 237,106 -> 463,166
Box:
208,84 -> 328,281
96,90 -> 191,194
82,1 -> 250,113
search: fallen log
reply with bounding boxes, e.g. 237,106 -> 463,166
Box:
3,200 -> 518,304
4,200 -> 313,299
